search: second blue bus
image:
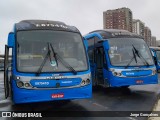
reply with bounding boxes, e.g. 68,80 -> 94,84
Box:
84,29 -> 158,88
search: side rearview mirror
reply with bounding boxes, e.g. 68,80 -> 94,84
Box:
8,32 -> 15,48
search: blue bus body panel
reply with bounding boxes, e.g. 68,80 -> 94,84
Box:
30,78 -> 81,88
12,80 -> 92,104
107,71 -> 158,87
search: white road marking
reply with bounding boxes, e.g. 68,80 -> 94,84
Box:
92,102 -> 109,110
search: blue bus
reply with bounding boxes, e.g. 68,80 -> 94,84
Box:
150,47 -> 160,72
4,20 -> 92,104
84,29 -> 158,88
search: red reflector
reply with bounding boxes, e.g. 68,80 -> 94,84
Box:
136,80 -> 144,84
52,93 -> 64,98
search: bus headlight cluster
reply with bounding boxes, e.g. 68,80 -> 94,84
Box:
152,70 -> 157,75
81,79 -> 90,86
113,72 -> 121,76
17,81 -> 31,88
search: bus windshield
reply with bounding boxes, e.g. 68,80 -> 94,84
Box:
17,30 -> 88,73
108,38 -> 154,66
156,51 -> 160,61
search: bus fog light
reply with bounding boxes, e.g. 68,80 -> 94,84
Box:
17,81 -> 24,88
24,83 -> 31,87
86,79 -> 90,84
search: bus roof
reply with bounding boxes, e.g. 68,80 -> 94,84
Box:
89,29 -> 143,39
15,20 -> 80,33
150,47 -> 160,51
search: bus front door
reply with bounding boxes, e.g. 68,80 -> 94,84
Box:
4,45 -> 10,99
95,47 -> 105,85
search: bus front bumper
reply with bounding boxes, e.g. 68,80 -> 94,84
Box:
109,74 -> 158,87
11,81 -> 92,104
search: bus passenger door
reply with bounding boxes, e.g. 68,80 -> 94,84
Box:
88,49 -> 97,86
95,47 -> 105,85
4,45 -> 10,99
4,32 -> 14,99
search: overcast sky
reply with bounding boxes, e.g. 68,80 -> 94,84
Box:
0,0 -> 160,53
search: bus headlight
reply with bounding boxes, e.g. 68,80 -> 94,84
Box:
17,81 -> 24,88
81,79 -> 90,86
117,72 -> 121,76
81,80 -> 86,85
152,70 -> 157,75
113,72 -> 118,76
86,79 -> 90,84
113,72 -> 121,76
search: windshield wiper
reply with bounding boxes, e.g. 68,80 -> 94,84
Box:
49,43 -> 77,75
36,43 -> 51,76
125,48 -> 137,69
132,45 -> 149,66
49,43 -> 58,67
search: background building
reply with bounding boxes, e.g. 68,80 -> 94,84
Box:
132,19 -> 145,37
144,27 -> 152,46
156,40 -> 160,47
103,7 -> 133,32
151,36 -> 156,47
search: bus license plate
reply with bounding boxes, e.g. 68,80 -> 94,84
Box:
51,93 -> 64,98
136,80 -> 143,84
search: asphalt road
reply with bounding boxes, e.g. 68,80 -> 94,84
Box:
0,72 -> 160,120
